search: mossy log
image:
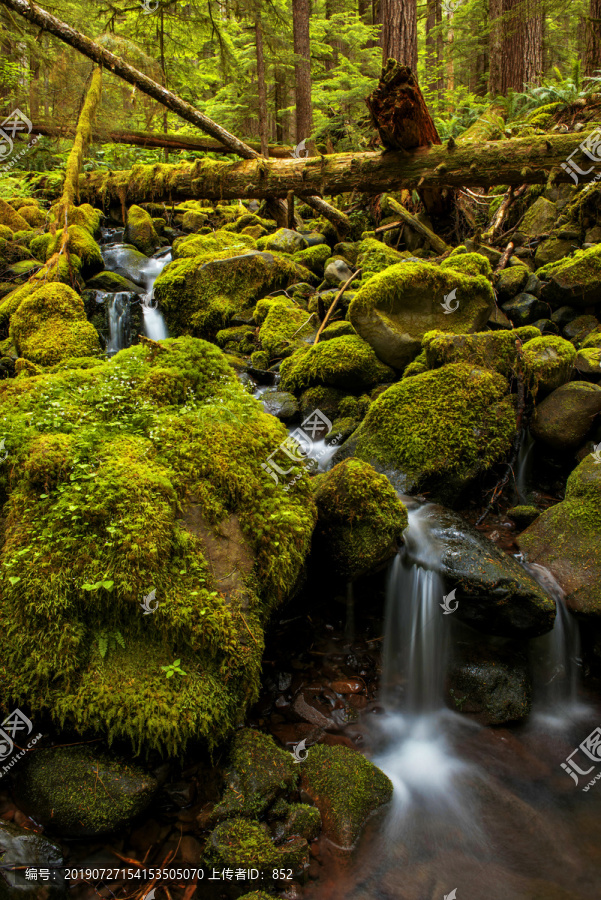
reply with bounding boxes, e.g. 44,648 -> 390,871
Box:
35,122 -> 294,158
382,195 -> 451,255
73,132 -> 596,205
57,66 -> 103,224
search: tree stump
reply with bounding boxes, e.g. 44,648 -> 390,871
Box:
366,59 -> 441,151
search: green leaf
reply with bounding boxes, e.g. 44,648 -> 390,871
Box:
8,576 -> 20,586
99,636 -> 108,659
166,670 -> 174,678
102,580 -> 114,590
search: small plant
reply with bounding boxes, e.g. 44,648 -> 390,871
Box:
97,629 -> 125,659
161,659 -> 187,678
82,578 -> 114,591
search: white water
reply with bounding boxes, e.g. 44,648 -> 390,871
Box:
106,292 -> 131,357
515,428 -> 535,502
140,252 -> 170,341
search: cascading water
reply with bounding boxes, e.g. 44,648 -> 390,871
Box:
139,252 -> 170,341
105,292 -> 132,357
515,428 -> 535,501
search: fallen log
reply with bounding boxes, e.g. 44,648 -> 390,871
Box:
35,122 -> 294,158
381,195 -> 451,254
72,131 -> 596,205
57,67 -> 103,221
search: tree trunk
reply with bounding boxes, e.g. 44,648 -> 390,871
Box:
425,0 -> 439,95
58,66 -> 103,220
292,0 -> 313,150
71,132 -> 595,206
523,0 -> 543,85
255,11 -> 269,157
366,59 -> 441,150
381,0 -> 418,70
446,11 -> 454,94
585,0 -> 601,76
489,0 -> 504,95
274,66 -> 288,143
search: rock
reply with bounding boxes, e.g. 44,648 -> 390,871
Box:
301,231 -> 327,247
206,818 -> 309,872
292,244 -> 331,275
423,326 -> 540,377
488,306 -> 513,329
261,390 -> 300,422
173,229 -> 256,260
495,266 -> 529,302
348,256 -> 494,370
102,244 -> 156,287
0,819 -> 63,896
155,250 -> 312,338
214,729 -> 298,820
446,641 -> 532,724
46,225 -> 104,280
83,289 -> 142,352
355,237 -> 408,278
261,228 -> 308,254
524,273 -> 542,296
521,335 -> 576,394
85,270 -> 144,294
278,804 -> 321,842
124,205 -> 160,256
313,459 -> 408,579
563,314 -> 599,346
464,238 -> 503,266
585,225 -> 601,243
507,505 -> 541,529
10,282 -> 101,366
551,306 -> 577,327
320,321 -> 356,340
0,337 -> 317,755
519,455 -> 601,618
521,197 -> 557,236
280,335 -> 394,393
324,258 -> 354,286
298,385 -> 346,421
575,347 -> 601,375
531,382 -> 601,450
257,297 -> 315,359
340,363 -> 516,504
534,237 -> 576,268
538,244 -> 601,309
14,747 -> 157,837
0,198 -> 30,232
501,292 -> 548,327
300,744 -> 392,849
531,318 -> 559,335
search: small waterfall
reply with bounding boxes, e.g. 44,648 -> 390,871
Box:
515,428 -> 535,502
140,252 -> 170,342
106,292 -> 132,357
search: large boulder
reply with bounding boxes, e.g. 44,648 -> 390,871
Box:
124,204 -> 160,256
423,326 -> 540,377
339,363 -> 516,504
521,335 -> 576,394
531,382 -> 601,450
257,297 -> 315,359
538,244 -> 601,309
348,256 -> 495,370
154,250 -> 311,338
172,229 -> 256,260
446,641 -> 532,724
313,459 -> 408,579
519,455 -> 601,618
0,337 -> 316,755
521,196 -> 557,237
280,335 -> 394,393
15,747 -> 157,837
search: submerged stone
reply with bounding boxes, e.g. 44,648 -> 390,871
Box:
446,641 -> 532,725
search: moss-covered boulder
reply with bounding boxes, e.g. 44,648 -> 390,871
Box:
206,818 -> 309,872
0,198 -> 30,232
86,270 -> 143,294
280,335 -> 394,393
300,744 -> 392,849
495,265 -> 530,302
172,230 -> 256,260
313,459 -> 408,579
15,747 -> 157,837
423,326 -> 540,378
538,245 -> 601,309
293,243 -> 331,275
348,259 -> 494,370
355,237 -> 409,279
46,225 -> 104,279
18,205 -> 46,228
260,227 -> 308,254
124,204 -> 160,256
10,283 -> 101,366
154,250 -> 311,338
519,456 -> 601,618
258,298 -> 315,359
344,363 -> 516,502
214,729 -> 298,820
521,197 -> 557,237
522,335 -> 576,394
531,382 -> 601,451
0,337 -> 316,755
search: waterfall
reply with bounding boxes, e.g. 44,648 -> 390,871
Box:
106,292 -> 132,357
515,428 -> 535,502
140,252 -> 170,342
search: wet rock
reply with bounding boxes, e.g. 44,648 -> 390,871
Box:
124,205 -> 160,256
102,244 -> 154,287
551,306 -> 577,328
0,820 -> 64,898
519,455 -> 601,618
300,744 -> 392,849
302,231 -> 327,247
206,818 -> 309,873
538,244 -> 601,309
86,270 -> 143,294
521,197 -> 557,236
261,390 -> 300,422
531,382 -> 601,450
262,228 -> 308,254
501,292 -> 548,327
495,265 -> 529,302
531,318 -> 559,335
312,459 -> 408,579
275,804 -> 321,842
348,256 -> 494,369
563,314 -> 599,345
416,505 -> 556,637
14,746 -> 157,837
446,640 -> 532,725
324,258 -> 354,286
507,505 -> 540,529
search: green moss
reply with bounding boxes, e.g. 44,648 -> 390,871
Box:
124,205 -> 160,256
250,350 -> 269,370
522,335 -> 576,394
259,300 -> 315,359
283,804 -> 321,841
280,335 -> 394,393
314,459 -> 408,578
300,744 -> 392,849
292,243 -> 331,274
0,337 -> 316,756
403,349 -> 429,377
46,225 -> 104,279
0,199 -> 30,232
536,244 -> 601,300
172,229 -> 256,260
441,249 -> 492,279
523,101 -> 563,127
320,321 -> 356,340
0,224 -> 13,241
337,393 -> 370,419
206,817 -> 308,871
18,205 -> 46,228
0,253 -> 81,329
423,326 -> 541,377
30,233 -> 53,262
10,283 -> 101,366
298,385 -> 345,420
356,237 -> 409,279
353,362 -> 516,493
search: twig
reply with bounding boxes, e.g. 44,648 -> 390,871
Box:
239,611 -> 259,646
313,269 -> 362,344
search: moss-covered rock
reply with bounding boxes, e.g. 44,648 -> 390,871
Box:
355,237 -> 409,279
531,382 -> 601,450
18,205 -> 46,228
280,335 -> 394,393
320,321 -> 355,340
292,243 -> 331,275
495,265 -> 530,302
259,227 -> 308,254
300,744 -> 392,849
346,363 -> 516,502
206,818 -> 309,872
522,335 -> 576,394
441,249 -> 493,279
124,204 -> 160,256
423,326 -> 540,378
507,505 -> 540,529
446,641 -> 532,725
298,385 -> 345,420
349,259 -> 494,370
538,244 -> 601,309
313,458 -> 408,579
85,270 -> 143,294
258,298 -> 315,359
15,747 -> 157,837
172,230 -> 256,260
214,729 -> 298,820
0,198 -> 30,232
0,337 -> 316,755
521,197 -> 557,237
519,455 -> 601,618
46,225 -> 104,279
154,250 -> 311,338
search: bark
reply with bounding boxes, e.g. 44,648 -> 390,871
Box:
366,59 -> 441,150
58,66 -> 103,220
425,0 -> 438,95
381,0 -> 418,70
255,11 -> 269,157
383,195 -> 451,253
274,66 -> 288,143
71,132 -> 594,206
523,0 -> 543,85
585,0 -> 601,76
489,0 -> 504,95
292,0 -> 313,150
500,0 -> 543,92
33,123 -> 294,157
446,13 -> 454,94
